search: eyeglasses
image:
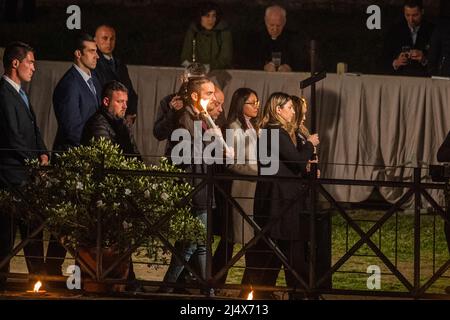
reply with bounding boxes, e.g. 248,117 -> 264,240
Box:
245,101 -> 260,107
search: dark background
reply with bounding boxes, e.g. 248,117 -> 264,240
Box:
0,0 -> 445,74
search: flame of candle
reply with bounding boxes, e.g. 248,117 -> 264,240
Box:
33,281 -> 42,292
247,291 -> 253,300
200,98 -> 210,112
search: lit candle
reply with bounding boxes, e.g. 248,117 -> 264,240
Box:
26,281 -> 48,296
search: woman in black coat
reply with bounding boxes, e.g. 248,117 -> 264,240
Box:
240,92 -> 319,298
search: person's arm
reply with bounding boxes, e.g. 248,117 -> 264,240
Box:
31,107 -> 49,163
153,96 -> 180,141
213,29 -> 233,69
437,131 -> 450,162
0,97 -> 33,162
227,126 -> 258,175
427,26 -> 443,76
278,128 -> 314,174
53,82 -> 84,147
180,27 -> 195,66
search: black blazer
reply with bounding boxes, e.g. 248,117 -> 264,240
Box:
383,19 -> 434,77
0,78 -> 47,186
254,125 -> 312,241
52,65 -> 101,152
428,18 -> 450,76
94,52 -> 138,116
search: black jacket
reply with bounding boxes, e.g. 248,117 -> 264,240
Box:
81,108 -> 140,157
0,78 -> 48,187
246,29 -> 305,71
254,125 -> 312,241
428,18 -> 450,76
437,130 -> 450,162
383,19 -> 434,77
94,52 -> 138,116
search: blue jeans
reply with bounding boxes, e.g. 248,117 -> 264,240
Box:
163,209 -> 207,286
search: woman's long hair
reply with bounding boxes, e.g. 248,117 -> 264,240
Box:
291,95 -> 310,139
258,92 -> 296,143
227,88 -> 259,132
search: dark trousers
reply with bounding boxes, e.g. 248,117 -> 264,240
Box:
0,210 -> 44,288
212,238 -> 234,285
45,236 -> 66,276
240,239 -> 309,299
240,213 -> 332,299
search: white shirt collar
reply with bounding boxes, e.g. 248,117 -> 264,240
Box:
103,54 -> 113,61
2,75 -> 21,93
409,25 -> 421,33
73,63 -> 92,83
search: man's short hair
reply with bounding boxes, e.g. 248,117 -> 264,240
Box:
3,41 -> 34,70
73,33 -> 96,53
101,80 -> 128,101
404,0 -> 423,10
265,5 -> 287,20
95,24 -> 116,35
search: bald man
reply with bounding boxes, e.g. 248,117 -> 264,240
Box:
94,24 -> 138,125
248,5 -> 304,72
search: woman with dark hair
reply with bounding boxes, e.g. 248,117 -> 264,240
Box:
241,92 -> 320,299
180,1 -> 233,70
212,88 -> 260,285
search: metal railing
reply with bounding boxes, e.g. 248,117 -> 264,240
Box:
1,159 -> 450,299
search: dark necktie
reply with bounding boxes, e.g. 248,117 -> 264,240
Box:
107,58 -> 116,73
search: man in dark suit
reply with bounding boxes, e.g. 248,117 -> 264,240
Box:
383,0 -> 434,77
94,25 -> 138,126
428,1 -> 450,76
0,41 -> 48,290
47,33 -> 101,277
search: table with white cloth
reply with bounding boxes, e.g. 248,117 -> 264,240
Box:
1,61 -> 449,205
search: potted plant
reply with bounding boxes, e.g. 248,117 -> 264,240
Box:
0,138 -> 205,292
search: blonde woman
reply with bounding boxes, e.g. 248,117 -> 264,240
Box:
241,92 -> 319,298
291,95 -> 320,177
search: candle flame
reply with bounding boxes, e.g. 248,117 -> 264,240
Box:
247,290 -> 253,300
33,281 -> 42,292
200,98 -> 210,112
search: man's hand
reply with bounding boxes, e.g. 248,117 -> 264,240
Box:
393,52 -> 409,70
410,49 -> 424,63
264,62 -> 277,72
169,95 -> 184,111
125,114 -> 137,126
278,64 -> 292,72
39,154 -> 49,166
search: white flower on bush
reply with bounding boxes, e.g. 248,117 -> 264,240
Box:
96,200 -> 105,208
76,182 -> 84,190
125,189 -> 131,196
161,192 -> 169,201
144,190 -> 150,198
123,221 -> 132,230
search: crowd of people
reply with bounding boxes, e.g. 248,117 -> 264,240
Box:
1,0 -> 450,297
